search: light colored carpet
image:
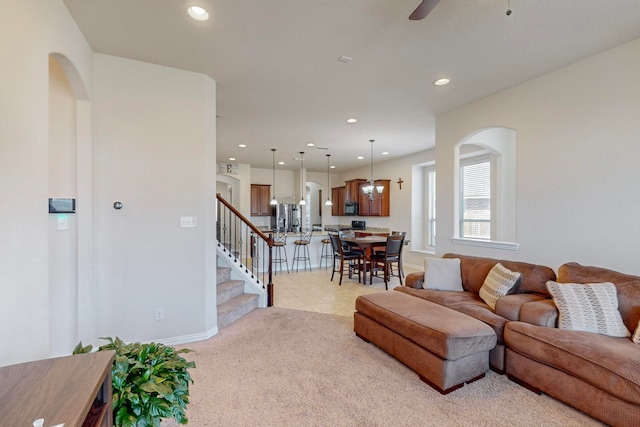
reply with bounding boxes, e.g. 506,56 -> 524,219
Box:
163,307 -> 603,426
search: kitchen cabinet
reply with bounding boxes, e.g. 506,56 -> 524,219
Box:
359,179 -> 390,216
345,179 -> 367,203
331,186 -> 345,216
251,184 -> 272,216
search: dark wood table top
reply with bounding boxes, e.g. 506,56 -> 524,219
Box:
342,236 -> 388,247
0,350 -> 115,427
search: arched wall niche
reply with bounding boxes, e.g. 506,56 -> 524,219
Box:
50,52 -> 90,101
453,126 -> 517,247
216,174 -> 241,207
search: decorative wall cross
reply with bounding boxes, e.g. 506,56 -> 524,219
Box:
397,178 -> 404,190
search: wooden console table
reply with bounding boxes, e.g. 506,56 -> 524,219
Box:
0,350 -> 115,427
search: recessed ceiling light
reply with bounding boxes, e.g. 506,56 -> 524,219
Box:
346,118 -> 357,124
306,142 -> 315,147
382,151 -> 389,155
338,55 -> 353,63
238,144 -> 246,148
330,165 -> 336,169
188,6 -> 209,21
434,78 -> 450,86
229,157 -> 236,161
357,156 -> 364,160
278,161 -> 285,165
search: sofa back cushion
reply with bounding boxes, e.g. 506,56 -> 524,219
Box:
443,253 -> 556,295
558,262 -> 640,332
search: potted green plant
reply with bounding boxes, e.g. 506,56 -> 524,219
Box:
74,337 -> 196,427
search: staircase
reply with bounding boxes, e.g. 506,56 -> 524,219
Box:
217,266 -> 259,329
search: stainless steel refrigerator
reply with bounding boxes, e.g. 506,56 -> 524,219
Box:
271,203 -> 301,233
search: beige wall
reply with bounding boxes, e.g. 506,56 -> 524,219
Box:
436,37 -> 640,275
0,0 -> 218,367
0,0 -> 94,366
93,54 -> 217,343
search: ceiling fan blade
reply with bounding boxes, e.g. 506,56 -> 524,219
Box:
409,0 -> 441,20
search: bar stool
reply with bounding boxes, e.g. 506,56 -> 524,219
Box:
319,234 -> 333,269
272,232 -> 289,274
292,230 -> 313,272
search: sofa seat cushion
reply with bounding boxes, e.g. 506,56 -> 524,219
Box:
495,293 -> 546,321
395,286 -> 474,306
518,299 -> 558,327
356,291 -> 497,361
395,287 -> 509,344
505,321 -> 640,404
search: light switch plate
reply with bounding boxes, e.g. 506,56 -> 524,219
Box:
57,216 -> 68,230
180,216 -> 197,228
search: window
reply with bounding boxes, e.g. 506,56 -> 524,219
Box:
411,161 -> 436,252
460,155 -> 490,239
427,168 -> 436,247
453,127 -> 518,250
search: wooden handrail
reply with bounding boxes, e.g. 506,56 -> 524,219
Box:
216,193 -> 274,306
216,193 -> 272,244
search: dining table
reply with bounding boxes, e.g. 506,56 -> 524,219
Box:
342,236 -> 389,284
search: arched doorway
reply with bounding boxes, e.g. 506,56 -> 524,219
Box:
48,53 -> 92,356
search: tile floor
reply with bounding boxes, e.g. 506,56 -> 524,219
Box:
272,262 -> 419,316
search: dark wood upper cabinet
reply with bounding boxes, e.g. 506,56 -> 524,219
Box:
344,179 -> 367,203
359,179 -> 390,217
331,186 -> 345,216
251,184 -> 272,216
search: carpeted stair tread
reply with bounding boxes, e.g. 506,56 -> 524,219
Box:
217,293 -> 259,329
216,267 -> 231,283
217,279 -> 245,305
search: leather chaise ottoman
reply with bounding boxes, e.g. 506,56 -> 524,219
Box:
354,291 -> 497,394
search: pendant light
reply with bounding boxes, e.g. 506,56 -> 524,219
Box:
362,139 -> 385,201
270,148 -> 278,205
298,151 -> 307,206
325,154 -> 333,206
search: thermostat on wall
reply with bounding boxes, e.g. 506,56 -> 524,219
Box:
49,198 -> 76,213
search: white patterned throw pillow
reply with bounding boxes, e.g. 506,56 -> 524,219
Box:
479,263 -> 522,310
423,257 -> 463,292
546,281 -> 630,338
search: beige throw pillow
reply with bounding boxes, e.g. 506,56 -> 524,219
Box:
479,263 -> 522,310
423,257 -> 463,292
546,281 -> 630,338
633,320 -> 640,344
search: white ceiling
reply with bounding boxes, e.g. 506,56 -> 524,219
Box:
63,0 -> 640,172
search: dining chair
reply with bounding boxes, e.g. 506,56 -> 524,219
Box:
292,229 -> 313,272
374,231 -> 406,277
338,230 -> 365,256
329,233 -> 361,285
369,234 -> 405,289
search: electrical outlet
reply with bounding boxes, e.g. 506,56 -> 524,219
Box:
155,307 -> 165,321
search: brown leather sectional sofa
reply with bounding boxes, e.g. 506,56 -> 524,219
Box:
360,253 -> 640,427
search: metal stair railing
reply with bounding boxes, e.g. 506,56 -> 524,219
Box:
216,193 -> 274,306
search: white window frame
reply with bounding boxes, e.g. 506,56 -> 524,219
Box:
452,127 -> 519,251
459,154 -> 492,240
411,161 -> 436,253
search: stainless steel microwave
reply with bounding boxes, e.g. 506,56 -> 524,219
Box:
344,202 -> 359,216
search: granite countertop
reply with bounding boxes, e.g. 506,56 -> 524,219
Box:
324,224 -> 390,234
